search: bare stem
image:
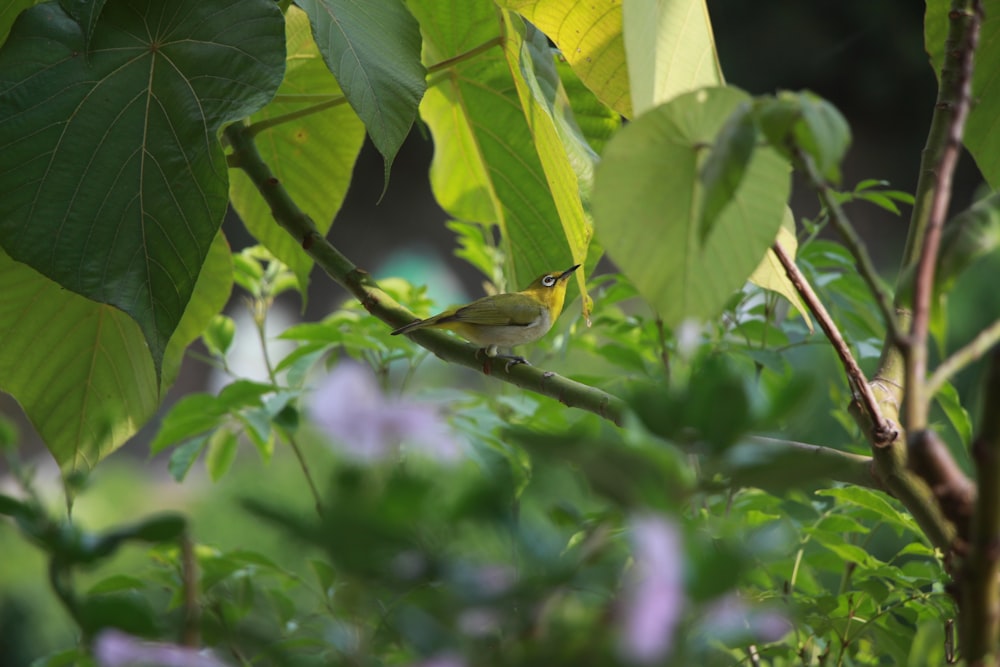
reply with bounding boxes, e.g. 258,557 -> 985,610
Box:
180,531 -> 200,647
904,0 -> 983,433
253,302 -> 325,517
928,318 -> 1000,397
772,240 -> 897,446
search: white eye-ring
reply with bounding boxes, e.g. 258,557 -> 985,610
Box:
542,275 -> 556,287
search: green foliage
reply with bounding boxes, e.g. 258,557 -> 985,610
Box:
1,0 -> 997,665
0,0 -> 283,374
296,0 -> 425,185
925,0 -> 1000,188
594,86 -> 789,329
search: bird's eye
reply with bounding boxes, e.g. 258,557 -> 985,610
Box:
542,275 -> 556,287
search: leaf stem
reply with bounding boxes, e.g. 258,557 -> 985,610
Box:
426,36 -> 504,75
771,240 -> 897,446
927,318 -> 1000,397
247,95 -> 350,137
248,36 -> 503,137
251,299 -> 324,517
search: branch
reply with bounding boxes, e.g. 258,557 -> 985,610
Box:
794,149 -> 904,346
927,318 -> 1000,398
904,0 -> 983,433
771,240 -> 897,446
719,437 -> 881,492
962,349 -> 1000,663
223,121 -> 628,426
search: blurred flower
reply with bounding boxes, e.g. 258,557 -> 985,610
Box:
703,594 -> 791,644
94,630 -> 227,667
409,653 -> 466,667
618,514 -> 685,665
308,362 -> 461,463
458,607 -> 501,637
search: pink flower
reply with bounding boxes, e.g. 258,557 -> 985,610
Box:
308,362 -> 461,463
93,630 -> 227,667
409,653 -> 466,667
703,594 -> 791,643
618,515 -> 685,664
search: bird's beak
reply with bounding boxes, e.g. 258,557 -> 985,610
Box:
558,264 -> 581,281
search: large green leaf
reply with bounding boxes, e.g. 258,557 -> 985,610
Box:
409,0 -> 581,290
295,0 -> 425,184
593,87 -> 789,327
926,0 -> 1000,187
500,12 -> 595,314
58,0 -> 106,50
0,0 -> 284,375
623,0 -> 723,115
0,233 -> 232,473
497,0 -> 631,117
229,5 -> 366,299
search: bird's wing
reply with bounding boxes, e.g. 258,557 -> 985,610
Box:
446,294 -> 543,326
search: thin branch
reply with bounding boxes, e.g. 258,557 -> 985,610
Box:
223,121 -> 628,426
248,36 -> 502,138
253,302 -> 324,517
794,148 -> 905,346
180,531 -> 200,647
928,318 -> 1000,397
962,349 -> 1000,663
721,436 -> 882,492
247,95 -> 349,137
905,0 -> 983,433
771,241 -> 897,447
426,36 -> 503,74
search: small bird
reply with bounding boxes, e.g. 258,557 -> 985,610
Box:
391,265 -> 580,369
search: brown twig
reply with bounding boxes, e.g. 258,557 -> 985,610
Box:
905,0 -> 983,433
772,241 -> 897,447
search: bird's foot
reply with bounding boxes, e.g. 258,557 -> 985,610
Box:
476,348 -> 529,374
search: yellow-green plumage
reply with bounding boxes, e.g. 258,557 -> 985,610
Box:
391,265 -> 579,362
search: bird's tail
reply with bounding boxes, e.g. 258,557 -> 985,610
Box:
390,317 -> 431,336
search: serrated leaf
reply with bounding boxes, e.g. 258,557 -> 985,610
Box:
623,0 -> 722,115
816,487 -> 912,531
593,86 -> 789,328
0,0 -> 284,375
295,0 -> 425,184
229,5 -> 365,298
497,0 -> 631,117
